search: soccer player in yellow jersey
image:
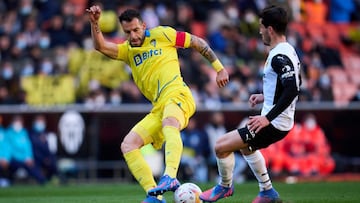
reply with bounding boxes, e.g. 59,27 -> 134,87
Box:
86,5 -> 229,203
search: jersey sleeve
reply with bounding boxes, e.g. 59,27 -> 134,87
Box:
266,54 -> 299,121
162,26 -> 191,48
116,42 -> 129,63
175,31 -> 191,48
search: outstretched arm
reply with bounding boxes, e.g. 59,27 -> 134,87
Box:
189,35 -> 229,88
86,5 -> 119,59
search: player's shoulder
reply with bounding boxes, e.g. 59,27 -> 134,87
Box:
149,25 -> 176,34
272,42 -> 294,53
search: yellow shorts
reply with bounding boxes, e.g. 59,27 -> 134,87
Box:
131,89 -> 196,149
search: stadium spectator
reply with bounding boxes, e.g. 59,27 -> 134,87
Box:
22,16 -> 42,48
329,0 -> 355,23
294,113 -> 335,176
302,0 -> 328,25
263,113 -> 335,178
108,88 -> 122,106
29,114 -> 58,181
6,115 -> 46,185
208,24 -> 233,55
179,118 -> 210,183
45,15 -> 71,48
204,111 -> 228,170
0,0 -> 358,106
204,112 -> 247,183
0,84 -> 16,105
0,115 -> 10,187
0,34 -> 12,61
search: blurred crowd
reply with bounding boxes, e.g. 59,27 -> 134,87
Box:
1,0 -> 360,108
262,113 -> 335,180
0,114 -> 57,187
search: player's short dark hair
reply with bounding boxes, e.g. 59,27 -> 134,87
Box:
259,5 -> 288,35
119,9 -> 143,23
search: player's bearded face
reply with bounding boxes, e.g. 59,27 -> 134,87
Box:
122,18 -> 146,47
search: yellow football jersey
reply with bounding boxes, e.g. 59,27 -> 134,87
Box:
116,26 -> 191,103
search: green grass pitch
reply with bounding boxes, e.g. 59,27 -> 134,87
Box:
0,181 -> 359,203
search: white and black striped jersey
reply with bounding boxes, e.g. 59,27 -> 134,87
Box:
261,42 -> 301,131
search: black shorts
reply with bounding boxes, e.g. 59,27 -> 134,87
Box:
237,124 -> 289,151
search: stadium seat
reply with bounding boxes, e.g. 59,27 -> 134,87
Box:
323,23 -> 341,48
327,66 -> 348,84
348,72 -> 360,86
289,22 -> 306,38
332,82 -> 357,105
306,23 -> 324,40
342,53 -> 360,72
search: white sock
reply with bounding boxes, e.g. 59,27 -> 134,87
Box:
243,150 -> 272,191
217,152 -> 235,187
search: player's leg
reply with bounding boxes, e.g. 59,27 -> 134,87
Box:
200,129 -> 246,202
148,102 -> 186,196
162,106 -> 183,179
240,125 -> 287,203
242,149 -> 280,203
121,114 -> 165,202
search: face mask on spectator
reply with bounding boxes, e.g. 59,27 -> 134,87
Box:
2,68 -> 13,80
22,63 -> 34,76
20,5 -> 32,15
33,121 -> 46,132
95,94 -> 105,105
247,81 -> 257,93
227,7 -> 238,20
39,37 -> 50,49
110,95 -> 121,105
244,12 -> 256,23
55,55 -> 68,68
41,61 -> 53,74
319,74 -> 330,88
304,118 -> 316,130
12,121 -> 23,132
16,37 -> 27,50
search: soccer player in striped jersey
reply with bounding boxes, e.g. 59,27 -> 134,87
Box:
86,6 -> 229,203
200,5 -> 301,203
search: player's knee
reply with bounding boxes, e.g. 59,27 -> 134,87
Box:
120,131 -> 144,154
121,140 -> 137,154
162,117 -> 180,129
120,136 -> 143,154
214,144 -> 228,158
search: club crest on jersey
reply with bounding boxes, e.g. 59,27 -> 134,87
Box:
133,48 -> 162,66
150,39 -> 156,47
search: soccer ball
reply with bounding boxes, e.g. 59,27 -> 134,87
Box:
174,183 -> 203,203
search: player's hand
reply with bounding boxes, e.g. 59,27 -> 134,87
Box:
86,5 -> 101,24
247,115 -> 269,133
216,69 -> 229,88
249,94 -> 264,108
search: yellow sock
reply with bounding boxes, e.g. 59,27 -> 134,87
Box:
123,149 -> 156,192
163,126 -> 183,178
